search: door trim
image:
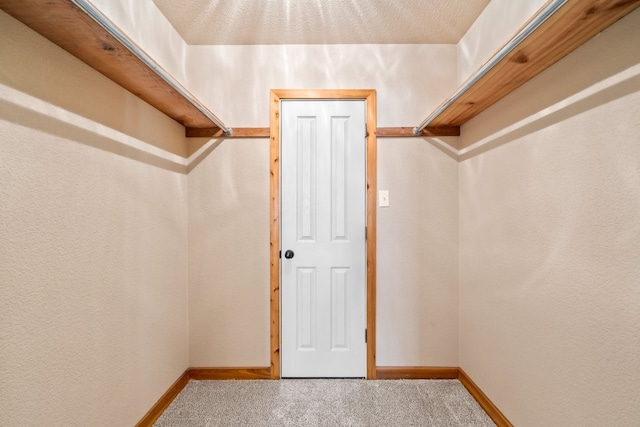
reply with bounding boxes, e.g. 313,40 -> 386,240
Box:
269,89 -> 377,379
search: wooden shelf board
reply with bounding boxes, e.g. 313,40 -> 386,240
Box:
427,0 -> 640,128
0,0 -> 217,129
186,127 -> 270,138
185,126 -> 460,138
3,0 -> 637,148
376,126 -> 460,137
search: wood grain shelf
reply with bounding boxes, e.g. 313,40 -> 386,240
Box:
423,0 -> 640,130
2,0 -> 638,145
185,126 -> 460,138
0,0 -> 224,133
376,126 -> 460,137
186,127 -> 271,138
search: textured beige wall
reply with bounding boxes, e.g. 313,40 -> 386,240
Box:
458,10 -> 640,426
377,138 -> 459,366
187,138 -> 271,366
0,11 -> 189,426
186,44 -> 461,366
187,44 -> 458,127
2,1 -> 637,424
87,0 -> 462,369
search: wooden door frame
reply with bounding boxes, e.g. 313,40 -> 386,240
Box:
269,89 -> 377,379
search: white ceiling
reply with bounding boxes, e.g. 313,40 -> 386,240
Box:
152,0 -> 491,45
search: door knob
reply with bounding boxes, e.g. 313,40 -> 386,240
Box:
284,250 -> 294,259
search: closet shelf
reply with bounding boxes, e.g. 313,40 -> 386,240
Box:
1,0 -> 638,144
416,0 -> 640,137
0,0 -> 229,133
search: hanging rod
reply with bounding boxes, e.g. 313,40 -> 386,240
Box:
69,0 -> 233,136
413,0 -> 569,136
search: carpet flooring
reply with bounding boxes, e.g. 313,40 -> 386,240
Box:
154,379 -> 496,426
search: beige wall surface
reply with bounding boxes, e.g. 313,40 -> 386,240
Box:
458,10 -> 640,426
87,1 -> 463,371
187,44 -> 458,127
8,1 -> 640,424
185,44 -> 461,367
187,138 -> 271,366
0,11 -> 189,426
377,138 -> 459,366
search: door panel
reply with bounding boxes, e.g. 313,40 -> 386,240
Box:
331,116 -> 349,241
296,117 -> 316,242
296,267 -> 316,350
331,267 -> 349,350
281,100 -> 366,378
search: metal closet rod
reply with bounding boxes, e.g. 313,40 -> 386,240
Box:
413,0 -> 569,136
70,0 -> 233,136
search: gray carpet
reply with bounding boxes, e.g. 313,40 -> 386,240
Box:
154,379 -> 496,426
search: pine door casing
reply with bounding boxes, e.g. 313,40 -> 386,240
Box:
269,89 -> 377,379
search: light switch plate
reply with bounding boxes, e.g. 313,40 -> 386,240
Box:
379,190 -> 389,207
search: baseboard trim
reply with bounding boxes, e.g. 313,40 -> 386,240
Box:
189,367 -> 272,380
136,366 -> 512,427
135,369 -> 190,427
376,366 -> 459,379
458,368 -> 513,427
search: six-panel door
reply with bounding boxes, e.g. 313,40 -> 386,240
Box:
280,100 -> 367,378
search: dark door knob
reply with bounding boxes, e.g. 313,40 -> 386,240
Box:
284,250 -> 294,259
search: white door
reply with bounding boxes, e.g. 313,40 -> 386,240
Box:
280,99 -> 367,378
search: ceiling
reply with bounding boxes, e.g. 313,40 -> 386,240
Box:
152,0 -> 491,45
